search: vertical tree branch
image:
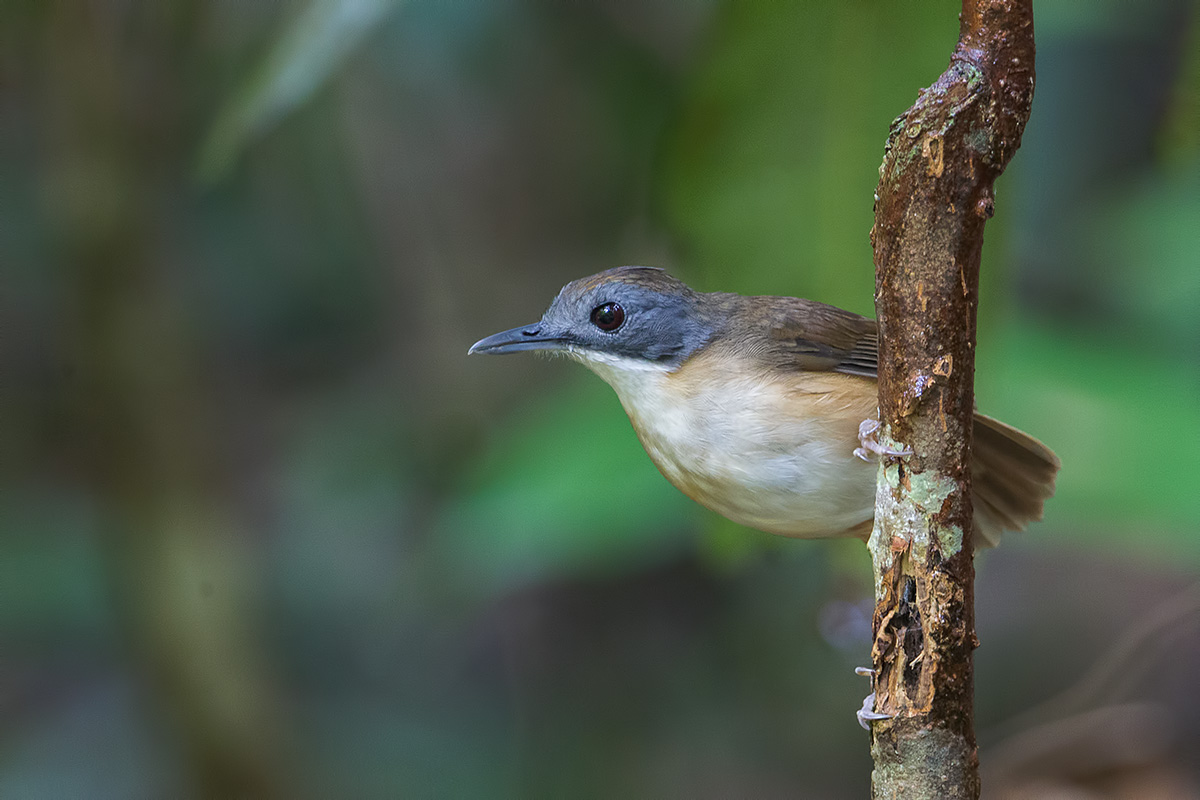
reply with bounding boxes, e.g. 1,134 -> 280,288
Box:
867,2 -> 1035,798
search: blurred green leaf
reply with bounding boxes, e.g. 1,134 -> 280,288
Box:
661,0 -> 957,309
197,0 -> 401,182
978,320 -> 1200,554
436,375 -> 697,595
1091,159 -> 1200,360
695,514 -> 781,576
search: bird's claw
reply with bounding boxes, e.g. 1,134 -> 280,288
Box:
855,667 -> 892,730
857,694 -> 892,729
854,418 -> 912,462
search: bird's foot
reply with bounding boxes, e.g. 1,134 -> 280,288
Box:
858,693 -> 891,729
855,667 -> 892,730
854,418 -> 912,462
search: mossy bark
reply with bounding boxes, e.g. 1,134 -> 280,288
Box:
866,1 -> 1036,797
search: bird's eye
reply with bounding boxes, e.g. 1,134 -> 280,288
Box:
590,302 -> 625,332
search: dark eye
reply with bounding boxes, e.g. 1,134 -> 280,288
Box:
590,302 -> 625,332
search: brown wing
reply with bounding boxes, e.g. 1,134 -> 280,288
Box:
757,296 -> 879,378
748,295 -> 1058,548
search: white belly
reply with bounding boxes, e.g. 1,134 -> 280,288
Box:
580,351 -> 878,538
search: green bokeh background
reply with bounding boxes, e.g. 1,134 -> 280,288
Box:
3,1 -> 1199,797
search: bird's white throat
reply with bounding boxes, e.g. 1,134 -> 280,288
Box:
566,348 -> 675,410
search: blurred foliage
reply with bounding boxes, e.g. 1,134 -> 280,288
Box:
437,376 -> 697,595
197,0 -> 402,181
2,0 -> 1199,797
662,0 -> 957,311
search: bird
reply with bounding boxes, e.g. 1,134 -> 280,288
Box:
469,266 -> 1059,547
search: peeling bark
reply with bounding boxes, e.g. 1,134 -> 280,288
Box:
866,1 -> 1035,798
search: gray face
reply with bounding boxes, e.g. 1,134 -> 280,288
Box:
468,267 -> 716,368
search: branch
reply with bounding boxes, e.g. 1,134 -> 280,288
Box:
866,1 -> 1035,798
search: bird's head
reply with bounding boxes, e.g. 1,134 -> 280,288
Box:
468,267 -> 716,372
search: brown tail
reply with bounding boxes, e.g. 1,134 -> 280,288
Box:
970,414 -> 1061,548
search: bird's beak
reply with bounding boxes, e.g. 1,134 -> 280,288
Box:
468,324 -> 570,355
